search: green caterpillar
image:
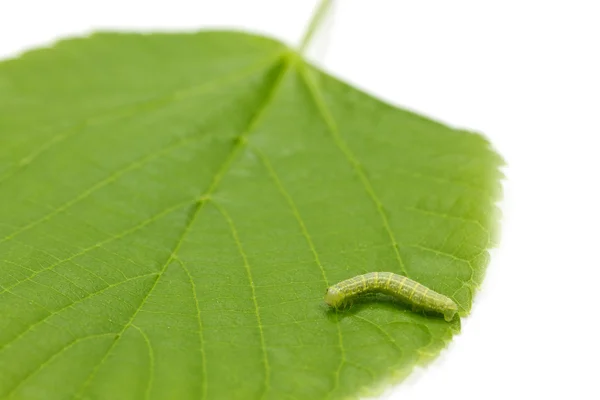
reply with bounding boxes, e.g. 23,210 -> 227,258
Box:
324,272 -> 458,321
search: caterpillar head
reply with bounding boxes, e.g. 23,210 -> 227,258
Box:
324,286 -> 344,308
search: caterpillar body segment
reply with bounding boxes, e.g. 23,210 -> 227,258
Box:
324,272 -> 458,321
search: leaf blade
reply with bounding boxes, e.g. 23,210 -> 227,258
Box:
0,31 -> 502,400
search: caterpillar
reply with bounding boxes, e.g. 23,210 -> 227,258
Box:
324,272 -> 458,321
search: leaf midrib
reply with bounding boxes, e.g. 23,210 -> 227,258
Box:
1,49 -> 290,399
74,52 -> 294,399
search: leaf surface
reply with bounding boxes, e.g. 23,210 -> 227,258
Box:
0,32 -> 502,400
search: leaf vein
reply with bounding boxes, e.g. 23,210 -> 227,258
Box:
2,333 -> 117,399
176,257 -> 208,400
351,315 -> 403,357
74,200 -> 203,398
252,145 -> 348,396
211,201 -> 271,400
0,200 -> 191,296
73,52 -> 292,399
131,324 -> 155,400
298,65 -> 409,278
0,51 -> 285,188
0,272 -> 158,354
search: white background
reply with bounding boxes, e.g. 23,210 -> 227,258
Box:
1,1 -> 599,399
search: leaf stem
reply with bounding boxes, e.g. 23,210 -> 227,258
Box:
298,0 -> 333,55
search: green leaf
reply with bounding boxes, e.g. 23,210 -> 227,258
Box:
0,30 -> 503,400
